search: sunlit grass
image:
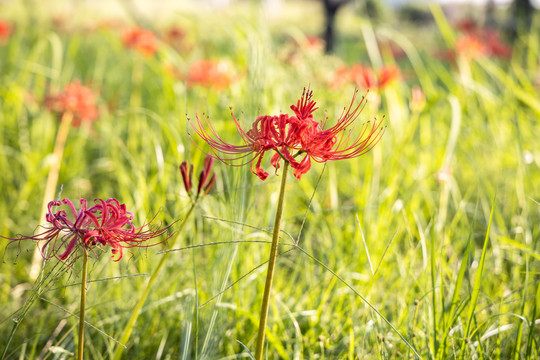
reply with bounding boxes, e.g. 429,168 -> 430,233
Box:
1,1 -> 539,359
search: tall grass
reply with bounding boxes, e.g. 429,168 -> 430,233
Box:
0,1 -> 538,359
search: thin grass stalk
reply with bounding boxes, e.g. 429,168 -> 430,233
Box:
460,196 -> 495,359
0,260 -> 64,360
29,111 -> 74,280
112,203 -> 196,360
78,250 -> 89,360
254,161 -> 289,360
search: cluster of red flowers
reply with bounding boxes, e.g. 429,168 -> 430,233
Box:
122,27 -> 158,56
0,20 -> 12,43
187,59 -> 235,89
333,65 -> 400,91
4,198 -> 168,263
447,20 -> 512,60
45,81 -> 99,126
190,88 -> 385,180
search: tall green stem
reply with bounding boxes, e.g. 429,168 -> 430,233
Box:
254,161 -> 289,360
78,250 -> 88,360
113,203 -> 196,360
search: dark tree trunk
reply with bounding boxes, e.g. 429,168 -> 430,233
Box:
323,0 -> 351,53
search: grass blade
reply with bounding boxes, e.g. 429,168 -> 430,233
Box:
460,196 -> 496,358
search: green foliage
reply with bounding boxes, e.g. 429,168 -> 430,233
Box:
0,1 -> 539,359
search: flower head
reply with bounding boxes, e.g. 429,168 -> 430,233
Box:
285,89 -> 385,179
3,198 -> 168,264
350,65 -> 400,90
187,59 -> 235,89
0,20 -> 12,43
44,81 -> 99,126
189,88 -> 385,180
443,21 -> 512,60
332,65 -> 400,91
122,27 -> 158,56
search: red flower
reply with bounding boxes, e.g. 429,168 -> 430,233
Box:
455,34 -> 488,58
3,198 -> 168,264
45,81 -> 99,126
180,155 -> 217,198
302,35 -> 325,52
122,27 -> 157,56
333,65 -> 400,91
189,88 -> 384,180
0,20 -> 12,43
445,21 -> 512,60
349,65 -> 378,89
454,30 -> 511,59
187,59 -> 235,89
285,89 -> 385,179
349,65 -> 400,90
165,25 -> 185,44
189,110 -> 279,180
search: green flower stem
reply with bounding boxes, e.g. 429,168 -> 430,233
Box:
254,161 -> 289,360
78,250 -> 89,360
113,203 -> 196,360
30,111 -> 73,280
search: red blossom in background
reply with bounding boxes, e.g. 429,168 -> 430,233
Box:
2,198 -> 169,264
189,88 -> 385,180
166,26 -> 185,43
455,30 -> 511,59
122,27 -> 158,56
45,81 -> 99,126
302,35 -> 325,52
440,21 -> 512,61
187,59 -> 235,89
333,65 -> 400,91
0,20 -> 12,43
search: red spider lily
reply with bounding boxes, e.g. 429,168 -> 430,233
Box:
349,65 -> 400,90
44,81 -> 99,127
455,34 -> 488,58
332,65 -> 400,91
165,25 -> 185,45
189,88 -> 384,180
122,27 -> 157,56
180,155 -> 216,197
302,35 -> 325,52
442,21 -> 512,61
349,65 -> 378,89
0,20 -> 12,43
2,198 -> 168,264
187,59 -> 235,89
284,89 -> 385,179
180,162 -> 194,193
454,30 -> 511,59
189,111 -> 278,180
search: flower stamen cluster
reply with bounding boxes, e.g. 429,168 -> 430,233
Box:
189,88 -> 385,180
3,198 -> 168,264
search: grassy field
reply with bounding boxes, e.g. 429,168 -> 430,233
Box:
0,1 -> 539,359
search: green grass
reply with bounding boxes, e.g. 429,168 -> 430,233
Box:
1,1 -> 539,359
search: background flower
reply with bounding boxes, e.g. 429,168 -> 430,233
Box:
44,81 -> 99,126
122,27 -> 158,56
